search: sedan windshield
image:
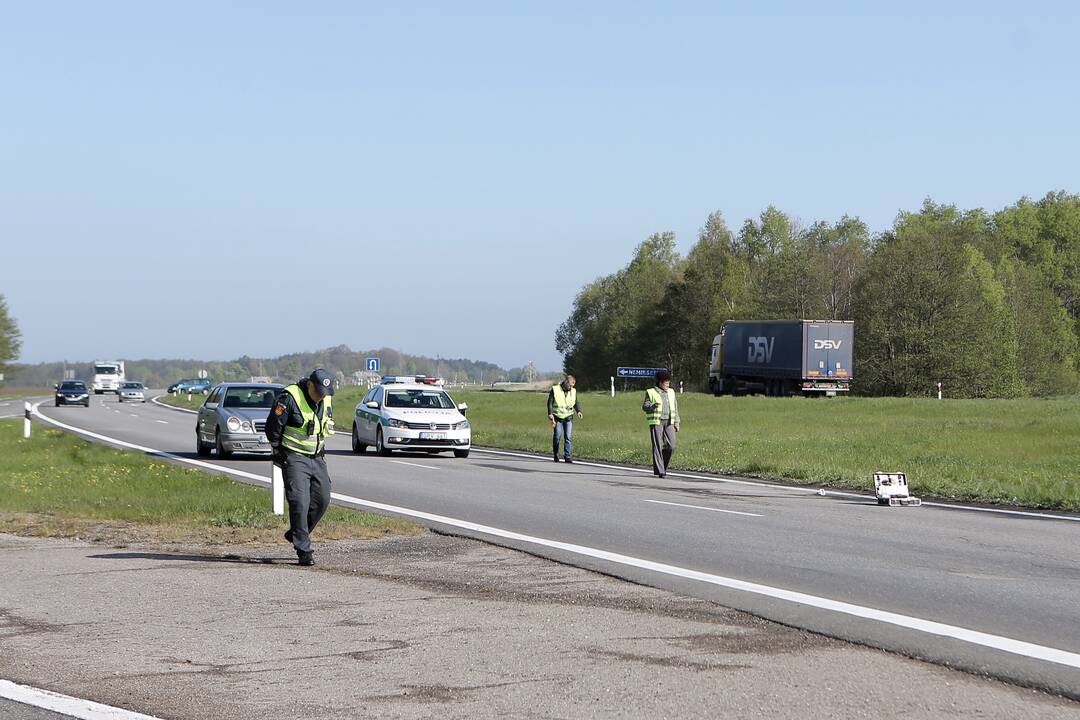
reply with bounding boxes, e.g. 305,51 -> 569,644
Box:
384,389 -> 455,409
122,383 -> 143,389
223,387 -> 278,409
60,382 -> 86,391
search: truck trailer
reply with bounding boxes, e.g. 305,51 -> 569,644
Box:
708,320 -> 853,396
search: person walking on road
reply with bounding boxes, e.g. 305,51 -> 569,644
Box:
643,369 -> 679,478
547,373 -> 582,463
265,368 -> 336,566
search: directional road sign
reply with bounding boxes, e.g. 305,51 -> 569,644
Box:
616,366 -> 666,379
366,357 -> 381,372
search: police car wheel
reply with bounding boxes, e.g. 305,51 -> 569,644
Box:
376,428 -> 391,456
453,449 -> 470,459
351,426 -> 367,454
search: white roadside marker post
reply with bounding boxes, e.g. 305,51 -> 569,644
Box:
23,402 -> 31,439
937,382 -> 942,400
272,463 -> 285,515
610,376 -> 615,398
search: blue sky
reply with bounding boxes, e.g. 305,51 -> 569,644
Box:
2,2 -> 1077,371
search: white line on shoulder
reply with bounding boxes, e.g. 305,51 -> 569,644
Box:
0,679 -> 163,720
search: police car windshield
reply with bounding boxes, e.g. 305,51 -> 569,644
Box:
223,387 -> 277,409
384,389 -> 455,409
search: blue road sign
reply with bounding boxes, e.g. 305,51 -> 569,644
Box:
616,366 -> 666,379
366,357 -> 381,372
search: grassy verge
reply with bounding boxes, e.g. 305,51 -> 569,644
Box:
0,420 -> 420,544
0,387 -> 54,399
156,392 -> 207,411
455,390 -> 1080,511
160,386 -> 1080,511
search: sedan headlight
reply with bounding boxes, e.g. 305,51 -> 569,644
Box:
226,416 -> 242,432
387,418 -> 409,429
241,420 -> 252,432
455,420 -> 470,430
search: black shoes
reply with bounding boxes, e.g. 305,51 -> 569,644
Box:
284,529 -> 293,544
564,458 -> 574,464
297,551 -> 314,566
553,455 -> 559,462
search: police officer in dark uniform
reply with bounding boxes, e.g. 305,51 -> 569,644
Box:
265,369 -> 336,566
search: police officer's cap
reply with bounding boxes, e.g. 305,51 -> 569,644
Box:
309,368 -> 336,396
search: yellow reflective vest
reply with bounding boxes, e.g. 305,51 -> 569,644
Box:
643,386 -> 679,427
550,384 -> 577,420
280,384 -> 334,456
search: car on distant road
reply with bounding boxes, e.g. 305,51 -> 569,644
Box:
195,383 -> 283,458
167,378 -> 194,393
352,382 -> 470,458
54,381 -> 91,407
118,381 -> 146,403
173,379 -> 212,395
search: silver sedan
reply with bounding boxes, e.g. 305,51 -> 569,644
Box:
195,383 -> 283,458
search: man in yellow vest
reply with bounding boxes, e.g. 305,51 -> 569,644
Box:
547,373 -> 582,463
265,369 -> 336,566
642,369 -> 679,478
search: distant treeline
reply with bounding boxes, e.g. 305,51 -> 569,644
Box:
8,345 -> 549,388
557,192 -> 1080,398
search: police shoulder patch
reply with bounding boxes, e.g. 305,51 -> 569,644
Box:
273,404 -> 285,416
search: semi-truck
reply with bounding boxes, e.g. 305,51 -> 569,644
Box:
708,320 -> 853,396
92,360 -> 126,394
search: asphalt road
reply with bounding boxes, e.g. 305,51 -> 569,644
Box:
32,393 -> 1080,698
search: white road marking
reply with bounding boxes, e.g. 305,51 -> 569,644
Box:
150,395 -> 197,414
472,448 -> 1080,523
644,498 -> 762,517
129,414 -> 139,418
155,420 -> 169,425
0,678 -> 162,719
389,459 -> 440,471
30,401 -> 1080,671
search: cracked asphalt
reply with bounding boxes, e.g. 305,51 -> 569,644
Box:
1,531 -> 1078,719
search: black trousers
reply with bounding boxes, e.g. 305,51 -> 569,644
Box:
281,452 -> 331,554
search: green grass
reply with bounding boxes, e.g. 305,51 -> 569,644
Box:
0,387 -> 54,399
0,420 -> 420,542
160,386 -> 1080,511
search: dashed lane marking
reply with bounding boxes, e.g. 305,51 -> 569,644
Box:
644,498 -> 762,517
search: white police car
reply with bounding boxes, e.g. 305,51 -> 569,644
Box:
352,383 -> 471,458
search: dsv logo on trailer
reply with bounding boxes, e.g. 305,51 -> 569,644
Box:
813,340 -> 843,350
747,337 -> 774,363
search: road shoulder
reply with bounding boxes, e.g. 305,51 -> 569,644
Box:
1,531 -> 1076,719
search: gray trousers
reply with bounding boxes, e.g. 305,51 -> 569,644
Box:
650,422 -> 676,476
281,452 -> 331,554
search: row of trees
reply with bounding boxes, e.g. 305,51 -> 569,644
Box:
556,192 -> 1080,398
0,295 -> 20,379
7,344 -> 519,388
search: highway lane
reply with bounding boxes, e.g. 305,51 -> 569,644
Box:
33,393 -> 1080,697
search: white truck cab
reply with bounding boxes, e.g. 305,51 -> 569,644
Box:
92,360 -> 126,395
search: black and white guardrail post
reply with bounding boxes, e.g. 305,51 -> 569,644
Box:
271,462 -> 284,515
23,401 -> 31,439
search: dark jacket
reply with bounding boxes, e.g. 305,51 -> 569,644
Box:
265,379 -> 333,453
